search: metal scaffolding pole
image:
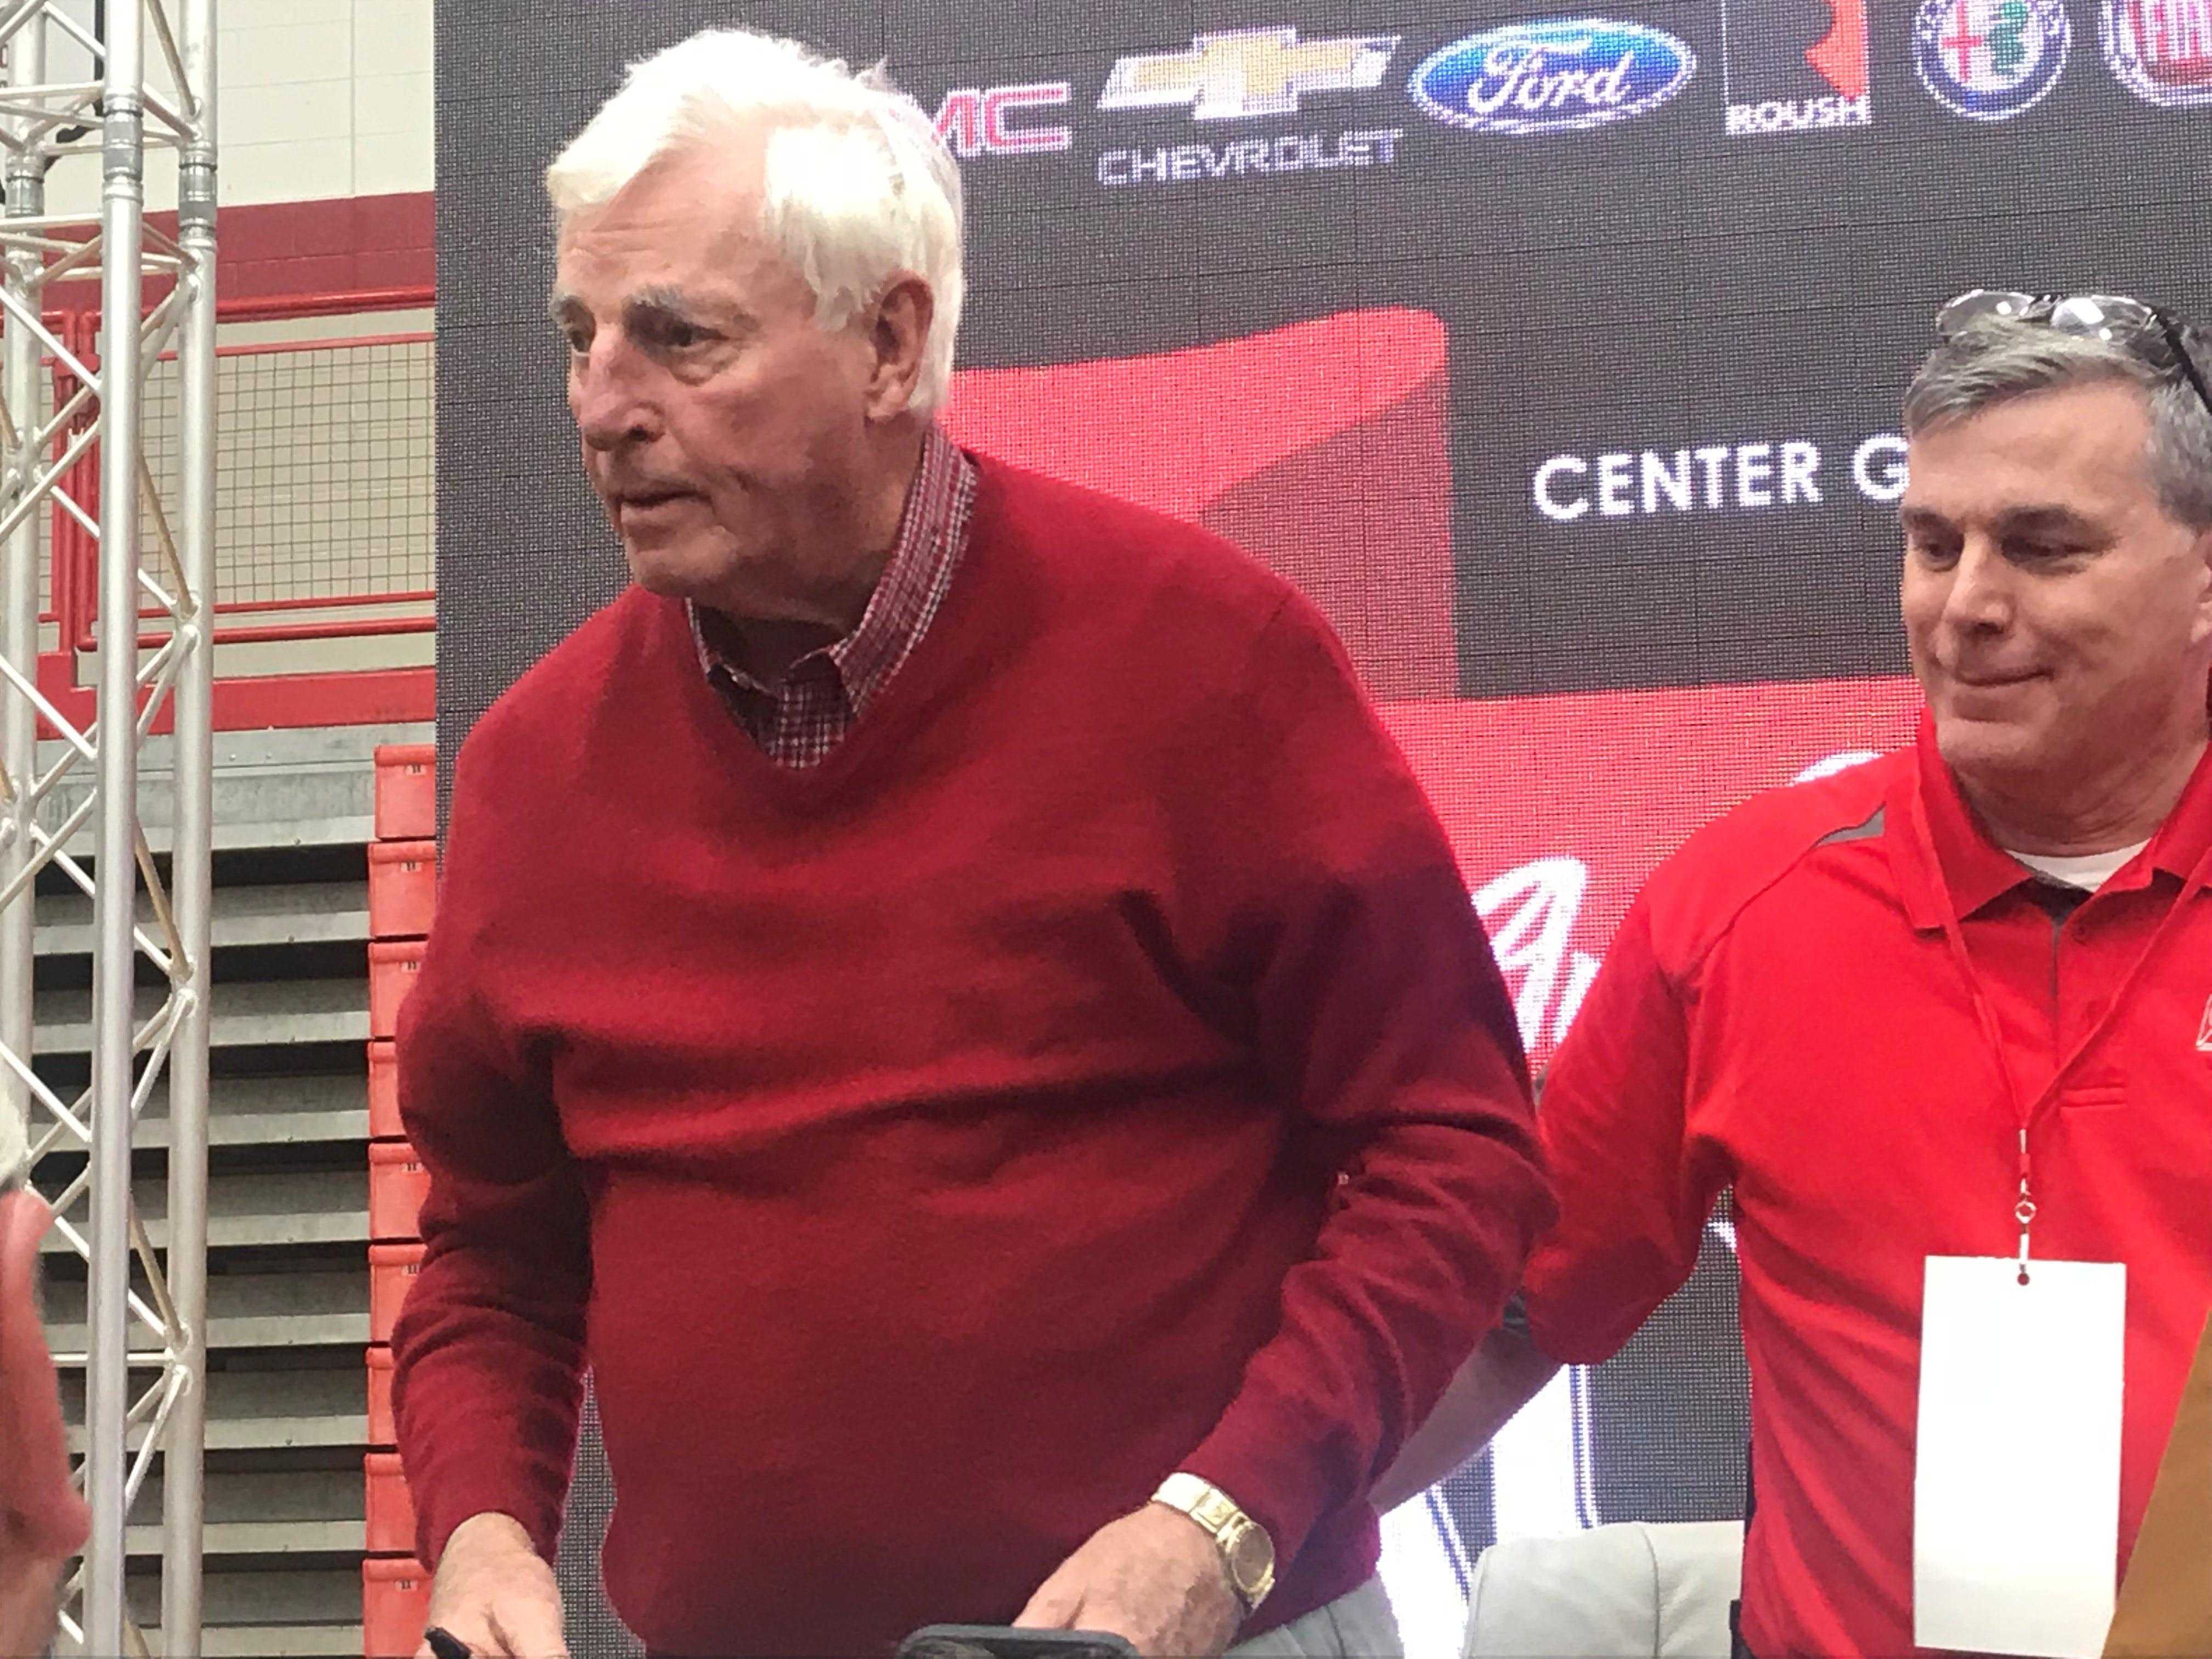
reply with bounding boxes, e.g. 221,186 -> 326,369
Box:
0,0 -> 49,1178
162,0 -> 218,1644
0,1 -> 219,1652
86,5 -> 154,1648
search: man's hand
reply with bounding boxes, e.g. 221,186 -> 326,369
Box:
1015,1502 -> 1243,1659
417,1511 -> 568,1659
1,1187 -> 92,1658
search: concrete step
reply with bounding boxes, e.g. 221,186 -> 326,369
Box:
145,1070 -> 371,1150
58,1622 -> 365,1659
50,1567 -> 368,1659
32,881 -> 371,955
33,722 -> 431,858
202,1623 -> 364,1658
63,1364 -> 367,1452
138,1517 -> 365,1556
31,975 -> 369,1054
40,1166 -> 366,1252
122,1464 -> 363,1558
29,1070 -> 369,1155
190,1566 -> 364,1627
43,1262 -> 369,1353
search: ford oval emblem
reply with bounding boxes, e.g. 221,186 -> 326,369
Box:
1409,16 -> 1698,134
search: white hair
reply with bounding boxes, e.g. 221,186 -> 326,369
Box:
546,29 -> 966,414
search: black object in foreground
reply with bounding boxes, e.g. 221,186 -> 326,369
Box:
896,1624 -> 1139,1659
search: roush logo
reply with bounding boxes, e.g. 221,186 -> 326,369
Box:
1724,1 -> 1873,133
1409,16 -> 1698,135
2102,0 -> 2212,105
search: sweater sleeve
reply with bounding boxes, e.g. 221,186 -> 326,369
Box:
1177,594 -> 1555,1568
389,724 -> 591,1566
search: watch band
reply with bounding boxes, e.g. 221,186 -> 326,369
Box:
1152,1471 -> 1277,1613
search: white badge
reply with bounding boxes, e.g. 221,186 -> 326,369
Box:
1914,1255 -> 2127,1658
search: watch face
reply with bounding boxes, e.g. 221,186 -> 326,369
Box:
1228,1523 -> 1274,1590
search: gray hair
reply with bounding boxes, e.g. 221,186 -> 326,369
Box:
546,29 -> 966,415
1904,314 -> 2212,531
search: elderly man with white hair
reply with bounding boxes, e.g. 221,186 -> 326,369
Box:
390,27 -> 1550,1659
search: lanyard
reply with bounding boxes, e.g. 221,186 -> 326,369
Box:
1907,780 -> 2198,1284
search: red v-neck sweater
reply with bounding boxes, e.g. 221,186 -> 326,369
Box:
391,456 -> 1551,1657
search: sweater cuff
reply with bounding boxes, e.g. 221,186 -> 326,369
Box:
414,1463 -> 567,1568
1177,1389 -> 1336,1572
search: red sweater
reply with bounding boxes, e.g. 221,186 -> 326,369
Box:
391,456 -> 1551,1657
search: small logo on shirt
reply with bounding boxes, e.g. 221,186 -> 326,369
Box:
2196,995 -> 2212,1052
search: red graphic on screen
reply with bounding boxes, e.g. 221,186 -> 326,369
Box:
943,308 -> 1454,699
1386,676 -> 1920,1062
2121,0 -> 2212,91
943,308 -> 1925,1066
1808,0 -> 1871,97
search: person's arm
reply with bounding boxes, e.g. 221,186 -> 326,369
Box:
1166,594 -> 1555,1563
0,1186 -> 92,1658
1369,1312 -> 1561,1515
1515,879 -> 1721,1371
390,730 -> 585,1659
1379,821 -> 1736,1519
1020,592 -> 1554,1655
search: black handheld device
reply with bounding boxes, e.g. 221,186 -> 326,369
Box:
894,1625 -> 1139,1659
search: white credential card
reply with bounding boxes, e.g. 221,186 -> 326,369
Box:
1914,1255 -> 2127,1658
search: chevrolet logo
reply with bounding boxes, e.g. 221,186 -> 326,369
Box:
1098,27 -> 1401,121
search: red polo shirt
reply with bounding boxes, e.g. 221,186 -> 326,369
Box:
1523,715 -> 2212,1658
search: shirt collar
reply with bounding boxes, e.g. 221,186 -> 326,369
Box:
690,424 -> 970,707
1891,708 -> 2212,930
2145,733 -> 2212,884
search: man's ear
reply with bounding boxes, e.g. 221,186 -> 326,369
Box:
864,273 -> 935,422
2191,526 -> 2212,652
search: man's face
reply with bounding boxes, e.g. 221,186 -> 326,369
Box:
1900,379 -> 2212,803
551,133 -> 883,615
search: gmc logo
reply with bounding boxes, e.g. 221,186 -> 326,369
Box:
930,83 -> 1074,157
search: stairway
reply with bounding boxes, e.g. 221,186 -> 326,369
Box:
33,719 -> 432,1658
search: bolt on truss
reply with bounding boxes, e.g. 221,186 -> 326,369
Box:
0,2 -> 216,1656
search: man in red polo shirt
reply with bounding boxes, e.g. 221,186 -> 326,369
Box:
1380,291 -> 2212,1657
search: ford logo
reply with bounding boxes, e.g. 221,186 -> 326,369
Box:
1409,16 -> 1698,134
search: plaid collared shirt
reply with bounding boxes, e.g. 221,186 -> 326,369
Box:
691,428 -> 977,769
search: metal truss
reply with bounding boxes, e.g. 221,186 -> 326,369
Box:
0,1 -> 216,1654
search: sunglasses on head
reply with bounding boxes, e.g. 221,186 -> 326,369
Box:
1937,288 -> 2212,420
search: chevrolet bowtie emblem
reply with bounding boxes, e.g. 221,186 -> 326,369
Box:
1098,27 -> 1401,121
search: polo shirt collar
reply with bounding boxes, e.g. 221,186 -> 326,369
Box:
2147,733 -> 2212,887
1891,708 -> 2212,930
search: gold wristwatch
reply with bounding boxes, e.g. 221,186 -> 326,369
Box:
1151,1472 -> 1277,1613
